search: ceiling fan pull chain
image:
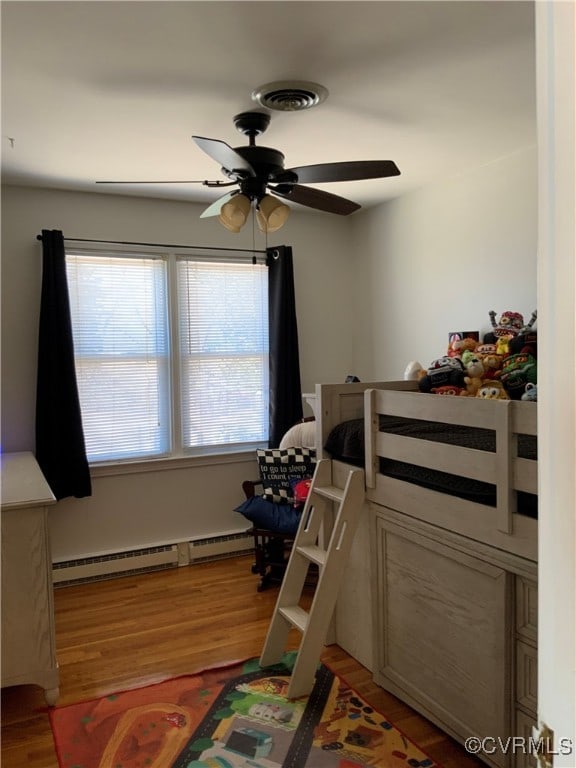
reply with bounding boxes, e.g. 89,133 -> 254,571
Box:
251,204 -> 257,264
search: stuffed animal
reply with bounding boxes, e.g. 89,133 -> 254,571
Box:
418,356 -> 466,393
431,385 -> 467,396
488,310 -> 525,338
521,382 -> 538,402
476,342 -> 498,357
462,355 -> 485,396
496,336 -> 513,357
404,360 -> 425,381
476,380 -> 510,400
447,335 -> 478,358
480,353 -> 503,380
499,351 -> 537,399
446,336 -> 463,358
461,349 -> 478,367
509,330 -> 538,359
475,343 -> 503,379
522,310 -> 538,333
484,310 -> 537,344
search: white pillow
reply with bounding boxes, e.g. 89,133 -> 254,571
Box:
279,420 -> 316,449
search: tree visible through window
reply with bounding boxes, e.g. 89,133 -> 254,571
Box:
66,248 -> 269,463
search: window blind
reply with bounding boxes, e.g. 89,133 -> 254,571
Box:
66,249 -> 269,463
177,258 -> 269,451
66,253 -> 170,462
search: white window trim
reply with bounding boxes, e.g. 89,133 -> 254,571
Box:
89,449 -> 259,478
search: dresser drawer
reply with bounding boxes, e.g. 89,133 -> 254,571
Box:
516,640 -> 538,714
516,577 -> 537,643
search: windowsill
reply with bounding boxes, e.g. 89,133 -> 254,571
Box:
89,450 -> 259,478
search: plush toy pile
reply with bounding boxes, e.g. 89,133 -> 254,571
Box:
416,310 -> 537,401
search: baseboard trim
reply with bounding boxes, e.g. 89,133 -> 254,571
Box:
53,531 -> 254,587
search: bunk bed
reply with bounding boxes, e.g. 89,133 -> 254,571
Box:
309,380 -> 538,768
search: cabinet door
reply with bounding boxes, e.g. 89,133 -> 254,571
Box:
375,515 -> 511,765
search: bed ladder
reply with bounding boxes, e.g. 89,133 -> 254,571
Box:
259,458 -> 365,699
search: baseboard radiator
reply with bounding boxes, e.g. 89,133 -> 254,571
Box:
52,531 -> 254,587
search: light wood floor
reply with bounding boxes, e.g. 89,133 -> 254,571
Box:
1,555 -> 485,768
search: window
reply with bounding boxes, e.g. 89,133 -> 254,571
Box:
66,247 -> 269,463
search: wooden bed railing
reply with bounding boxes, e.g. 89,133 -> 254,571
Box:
364,388 -> 538,540
314,380 -> 417,459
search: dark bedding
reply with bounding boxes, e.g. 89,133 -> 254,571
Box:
324,416 -> 538,518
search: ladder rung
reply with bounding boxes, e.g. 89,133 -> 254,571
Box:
279,605 -> 309,633
312,485 -> 344,503
296,544 -> 327,567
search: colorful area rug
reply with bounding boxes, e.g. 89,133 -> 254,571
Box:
49,653 -> 441,768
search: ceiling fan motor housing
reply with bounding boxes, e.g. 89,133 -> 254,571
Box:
222,146 -> 288,199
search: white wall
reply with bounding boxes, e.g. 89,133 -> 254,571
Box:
0,185 -> 355,559
351,145 -> 538,379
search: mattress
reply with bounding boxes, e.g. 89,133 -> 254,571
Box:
324,415 -> 538,517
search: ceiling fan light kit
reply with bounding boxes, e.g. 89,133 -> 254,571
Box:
217,192 -> 290,234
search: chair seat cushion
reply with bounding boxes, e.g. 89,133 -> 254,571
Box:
234,495 -> 301,536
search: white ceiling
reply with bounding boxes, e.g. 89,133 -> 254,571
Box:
1,1 -> 536,216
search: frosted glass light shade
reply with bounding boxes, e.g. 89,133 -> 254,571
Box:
217,216 -> 241,233
256,195 -> 290,233
218,195 -> 251,232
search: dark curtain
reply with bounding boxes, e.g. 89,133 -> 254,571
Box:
35,229 -> 92,499
267,245 -> 303,447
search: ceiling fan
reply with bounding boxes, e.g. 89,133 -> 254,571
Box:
97,111 -> 400,231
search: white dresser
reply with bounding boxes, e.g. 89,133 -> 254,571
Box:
1,452 -> 59,704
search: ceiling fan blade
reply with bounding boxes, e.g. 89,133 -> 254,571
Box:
192,136 -> 256,177
96,179 -> 235,185
199,190 -> 239,219
270,184 -> 361,215
274,160 -> 401,185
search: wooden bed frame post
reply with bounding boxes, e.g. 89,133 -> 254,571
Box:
364,388 -> 378,489
496,401 -> 515,535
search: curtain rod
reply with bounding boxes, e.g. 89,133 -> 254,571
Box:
36,234 -> 269,255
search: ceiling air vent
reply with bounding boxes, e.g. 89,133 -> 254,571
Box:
251,81 -> 329,112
